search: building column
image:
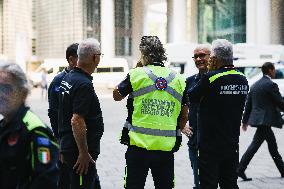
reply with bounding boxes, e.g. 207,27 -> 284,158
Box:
246,0 -> 271,44
101,0 -> 115,58
188,0 -> 198,43
131,0 -> 145,63
167,0 -> 187,43
271,0 -> 284,44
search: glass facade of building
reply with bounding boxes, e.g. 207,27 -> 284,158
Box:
198,0 -> 246,43
115,0 -> 132,56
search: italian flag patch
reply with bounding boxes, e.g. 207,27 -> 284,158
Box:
38,147 -> 51,164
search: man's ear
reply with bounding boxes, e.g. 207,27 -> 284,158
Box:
21,89 -> 29,102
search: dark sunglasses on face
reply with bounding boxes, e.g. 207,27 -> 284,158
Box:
192,53 -> 210,59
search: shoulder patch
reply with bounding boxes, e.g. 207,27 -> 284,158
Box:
38,147 -> 51,164
37,137 -> 50,146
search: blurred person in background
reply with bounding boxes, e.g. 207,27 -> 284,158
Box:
113,36 -> 189,189
58,38 -> 104,189
0,62 -> 59,189
188,39 -> 248,189
237,62 -> 284,181
41,68 -> 48,100
48,42 -> 78,188
185,44 -> 211,189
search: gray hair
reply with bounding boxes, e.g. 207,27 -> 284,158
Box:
77,38 -> 101,61
0,62 -> 29,93
195,44 -> 211,52
211,39 -> 233,64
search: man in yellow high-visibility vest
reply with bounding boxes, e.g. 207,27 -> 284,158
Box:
113,36 -> 189,189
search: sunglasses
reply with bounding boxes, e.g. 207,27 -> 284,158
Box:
192,53 -> 210,59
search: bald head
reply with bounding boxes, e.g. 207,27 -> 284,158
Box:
193,44 -> 211,74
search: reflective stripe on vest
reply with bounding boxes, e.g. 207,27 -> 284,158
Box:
130,66 -> 183,103
22,110 -> 47,131
124,121 -> 182,137
209,70 -> 245,83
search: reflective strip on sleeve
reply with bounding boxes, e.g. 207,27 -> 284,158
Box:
124,121 -> 177,137
209,70 -> 245,83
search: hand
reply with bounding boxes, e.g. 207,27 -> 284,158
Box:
73,152 -> 95,175
182,125 -> 193,137
59,153 -> 64,163
241,123 -> 248,132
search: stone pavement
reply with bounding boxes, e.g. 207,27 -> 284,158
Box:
27,88 -> 284,189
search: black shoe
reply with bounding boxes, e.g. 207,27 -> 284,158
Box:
237,171 -> 252,181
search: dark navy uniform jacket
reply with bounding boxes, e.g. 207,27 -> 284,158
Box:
185,74 -> 202,150
188,66 -> 249,156
48,68 -> 69,139
0,105 -> 59,189
58,67 -> 104,154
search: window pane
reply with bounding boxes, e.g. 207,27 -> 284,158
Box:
83,0 -> 101,40
198,0 -> 246,43
115,0 -> 132,56
113,67 -> 124,72
97,67 -> 111,73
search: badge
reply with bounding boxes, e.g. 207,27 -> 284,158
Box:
155,77 -> 168,90
38,147 -> 51,164
7,133 -> 20,146
37,137 -> 50,146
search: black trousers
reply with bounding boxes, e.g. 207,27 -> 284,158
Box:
198,150 -> 239,189
61,152 -> 101,189
238,126 -> 284,174
124,146 -> 174,189
58,160 -> 70,189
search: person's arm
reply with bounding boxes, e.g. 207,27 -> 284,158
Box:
71,84 -> 96,175
71,114 -> 95,175
113,74 -> 132,101
179,105 -> 188,130
47,79 -> 60,138
241,91 -> 252,131
268,82 -> 284,111
29,129 -> 59,189
179,88 -> 192,137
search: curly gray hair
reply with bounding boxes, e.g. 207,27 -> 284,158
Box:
0,62 -> 29,93
211,39 -> 233,65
